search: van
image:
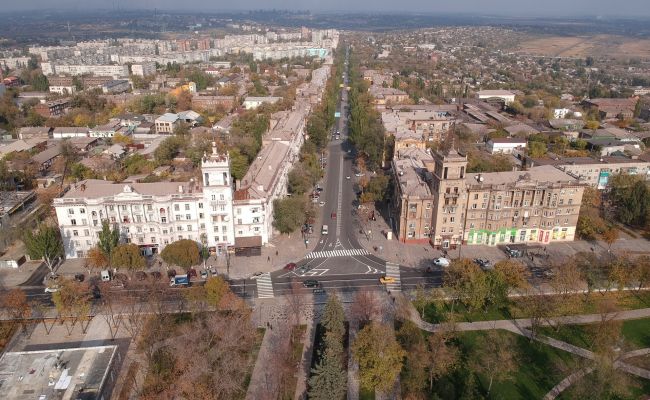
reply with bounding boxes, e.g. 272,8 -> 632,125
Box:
321,225 -> 329,235
101,270 -> 111,282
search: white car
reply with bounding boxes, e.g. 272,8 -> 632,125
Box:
44,286 -> 60,293
319,201 -> 325,207
346,176 -> 351,180
433,257 -> 450,267
355,172 -> 364,177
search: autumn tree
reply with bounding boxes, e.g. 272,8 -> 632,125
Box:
601,227 -> 619,254
426,331 -> 460,392
111,243 -> 146,275
444,258 -> 489,313
632,255 -> 650,291
396,320 -> 428,398
98,220 -> 120,257
160,239 -> 200,270
204,276 -> 230,307
471,331 -> 518,395
23,224 -> 63,273
272,196 -> 307,234
86,246 -> 108,273
0,289 -> 31,332
349,287 -> 379,325
51,278 -> 93,334
352,322 -> 406,394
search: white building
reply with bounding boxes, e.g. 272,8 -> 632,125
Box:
41,63 -> 129,78
487,138 -> 527,154
155,113 -> 180,134
243,96 -> 282,110
53,145 -> 236,258
52,127 -> 90,139
131,62 -> 156,77
477,90 -> 516,105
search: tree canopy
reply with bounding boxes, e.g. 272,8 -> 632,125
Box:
352,322 -> 406,393
23,225 -> 63,272
160,239 -> 200,269
111,243 -> 146,273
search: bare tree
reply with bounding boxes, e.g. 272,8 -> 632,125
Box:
284,279 -> 304,326
350,287 -> 379,325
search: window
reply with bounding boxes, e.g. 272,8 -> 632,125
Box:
150,227 -> 155,232
161,217 -> 167,223
472,204 -> 477,209
174,204 -> 180,211
426,203 -> 431,209
222,235 -> 228,242
73,230 -> 79,236
211,195 -> 216,200
147,204 -> 153,211
137,227 -> 142,233
68,208 -> 75,215
222,226 -> 228,232
214,226 -> 219,232
109,205 -> 115,211
79,208 -> 85,214
84,229 -> 89,236
186,214 -> 191,220
151,237 -> 156,243
220,194 -> 225,201
93,220 -> 98,226
198,203 -> 203,209
70,219 -> 77,225
199,213 -> 204,219
121,205 -> 127,211
175,215 -> 181,221
450,217 -> 455,223
185,204 -> 190,211
253,217 -> 260,223
86,240 -> 92,245
220,205 -> 226,212
474,194 -> 479,200
200,223 -> 205,229
136,215 -> 142,223
187,225 -> 193,231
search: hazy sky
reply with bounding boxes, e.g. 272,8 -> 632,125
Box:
3,0 -> 650,17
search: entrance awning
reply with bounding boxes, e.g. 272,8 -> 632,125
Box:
234,236 -> 263,249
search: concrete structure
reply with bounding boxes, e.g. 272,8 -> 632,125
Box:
52,127 -> 90,138
487,138 -> 527,154
382,109 -> 456,144
0,346 -> 118,400
101,79 -> 130,94
243,96 -> 282,110
476,90 -> 516,105
18,127 -> 51,140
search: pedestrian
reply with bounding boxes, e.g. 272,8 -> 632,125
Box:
267,255 -> 270,262
276,250 -> 278,256
270,324 -> 273,330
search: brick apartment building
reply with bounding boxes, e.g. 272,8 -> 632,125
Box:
34,98 -> 71,118
191,95 -> 236,113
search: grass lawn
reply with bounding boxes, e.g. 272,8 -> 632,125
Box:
418,290 -> 650,324
558,376 -> 650,400
451,330 -> 580,400
537,318 -> 650,352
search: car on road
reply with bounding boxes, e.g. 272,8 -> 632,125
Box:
504,245 -> 523,258
379,276 -> 396,284
284,262 -> 297,271
355,172 -> 364,177
319,201 -> 325,207
321,225 -> 329,235
433,257 -> 451,267
335,135 -> 340,140
250,272 -> 263,279
303,279 -> 319,288
331,212 -> 337,219
473,258 -> 493,270
44,285 -> 60,293
346,176 -> 351,180
200,270 -> 208,279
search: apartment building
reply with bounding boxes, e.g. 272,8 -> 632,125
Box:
131,62 -> 156,77
42,63 -> 129,78
33,98 -> 71,118
243,96 -> 282,110
191,95 -> 236,113
391,147 -> 585,249
154,113 -> 181,134
54,145 -> 235,258
382,109 -> 456,143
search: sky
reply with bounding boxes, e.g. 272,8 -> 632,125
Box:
2,0 -> 650,17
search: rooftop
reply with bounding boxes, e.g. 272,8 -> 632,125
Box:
156,113 -> 179,123
239,141 -> 290,199
467,165 -> 579,187
58,179 -> 201,201
0,345 -> 117,400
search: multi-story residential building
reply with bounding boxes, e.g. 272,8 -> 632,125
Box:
582,98 -> 637,120
101,80 -> 131,94
34,98 -> 71,118
54,145 -> 235,258
392,147 -> 435,243
382,109 -> 456,144
131,62 -> 156,77
391,148 -> 585,249
243,96 -> 282,110
155,113 -> 181,134
476,90 -> 516,105
42,63 -> 129,78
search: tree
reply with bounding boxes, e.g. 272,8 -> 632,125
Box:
396,320 -> 428,398
527,141 -> 547,158
51,278 -> 93,334
349,287 -> 379,325
471,331 -> 517,395
154,135 -> 183,165
493,259 -> 529,291
632,255 -> 650,291
111,243 -> 146,274
609,175 -> 650,227
204,276 -> 229,307
160,239 -> 200,270
23,224 -> 63,273
98,220 -> 120,257
308,350 -> 347,400
272,197 -> 307,234
444,259 -> 490,313
86,246 -> 108,273
352,322 -> 406,394
601,227 -> 619,252
426,331 -> 460,392
0,289 -> 31,332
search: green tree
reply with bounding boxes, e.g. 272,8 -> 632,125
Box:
396,320 -> 428,398
308,347 -> 348,400
160,239 -> 200,270
229,148 -> 250,181
110,243 -> 146,274
352,322 -> 406,393
23,225 -> 63,273
527,141 -> 547,158
610,175 -> 650,227
471,331 -> 517,395
98,220 -> 120,257
272,197 -> 307,234
204,276 -> 229,306
154,135 -> 184,165
31,73 -> 49,91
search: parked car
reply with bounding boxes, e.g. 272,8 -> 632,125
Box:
313,288 -> 325,294
200,270 -> 208,279
74,273 -> 85,282
355,172 -> 364,177
433,257 -> 451,267
319,201 -> 325,207
284,263 -> 297,271
504,246 -> 523,258
44,285 -> 60,293
346,176 -> 351,180
473,259 -> 493,270
379,276 -> 396,284
187,268 -> 197,278
303,279 -> 319,288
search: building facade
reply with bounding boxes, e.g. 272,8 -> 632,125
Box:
53,145 -> 235,258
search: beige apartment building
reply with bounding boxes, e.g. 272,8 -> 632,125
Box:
393,148 -> 585,248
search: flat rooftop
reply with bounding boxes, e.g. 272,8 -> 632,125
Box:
0,191 -> 35,218
0,345 -> 117,400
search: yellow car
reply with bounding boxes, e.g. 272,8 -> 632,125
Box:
379,276 -> 396,284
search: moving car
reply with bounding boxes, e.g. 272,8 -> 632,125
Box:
331,212 -> 337,219
505,245 -> 523,258
303,279 -> 319,288
433,257 -> 451,267
284,263 -> 297,271
200,270 -> 208,279
346,176 -> 351,180
379,276 -> 396,284
321,225 -> 329,235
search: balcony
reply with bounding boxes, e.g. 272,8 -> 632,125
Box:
444,192 -> 460,199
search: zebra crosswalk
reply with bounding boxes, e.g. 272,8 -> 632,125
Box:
384,262 -> 402,291
256,273 -> 274,298
305,248 -> 371,259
